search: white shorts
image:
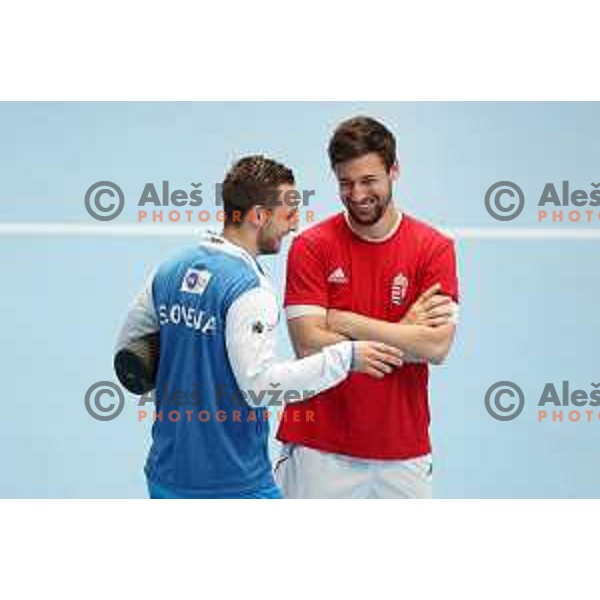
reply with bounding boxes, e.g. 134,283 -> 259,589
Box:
274,444 -> 433,499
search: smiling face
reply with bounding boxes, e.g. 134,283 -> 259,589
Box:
334,152 -> 398,226
256,183 -> 299,255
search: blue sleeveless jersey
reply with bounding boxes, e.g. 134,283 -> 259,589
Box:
144,243 -> 274,495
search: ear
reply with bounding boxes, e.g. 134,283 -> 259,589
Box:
389,161 -> 400,183
253,206 -> 272,227
247,206 -> 262,227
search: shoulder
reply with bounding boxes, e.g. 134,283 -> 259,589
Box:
155,244 -> 263,297
402,214 -> 455,251
290,212 -> 346,251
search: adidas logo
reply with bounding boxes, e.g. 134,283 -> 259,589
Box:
327,267 -> 348,284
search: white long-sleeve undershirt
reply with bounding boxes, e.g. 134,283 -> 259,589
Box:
225,285 -> 353,408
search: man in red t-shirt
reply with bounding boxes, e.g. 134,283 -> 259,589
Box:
275,116 -> 459,498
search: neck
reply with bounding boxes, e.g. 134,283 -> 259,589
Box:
347,202 -> 400,241
222,225 -> 259,257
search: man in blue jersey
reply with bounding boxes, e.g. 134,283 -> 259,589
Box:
116,155 -> 404,499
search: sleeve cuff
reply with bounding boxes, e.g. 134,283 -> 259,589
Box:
285,304 -> 327,320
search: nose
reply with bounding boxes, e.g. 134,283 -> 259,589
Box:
287,208 -> 300,232
347,182 -> 369,203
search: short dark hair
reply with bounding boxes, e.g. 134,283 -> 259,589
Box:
221,155 -> 295,226
328,116 -> 396,170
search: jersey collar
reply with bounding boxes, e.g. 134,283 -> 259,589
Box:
343,207 -> 403,243
199,231 -> 265,276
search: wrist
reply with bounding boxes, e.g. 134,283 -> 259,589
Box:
330,310 -> 350,337
401,310 -> 417,326
327,309 -> 340,333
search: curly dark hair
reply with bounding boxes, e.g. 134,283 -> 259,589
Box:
221,155 -> 295,226
328,116 -> 396,171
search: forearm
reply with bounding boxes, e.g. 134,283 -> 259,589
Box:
115,271 -> 159,352
234,341 -> 353,407
226,290 -> 355,408
287,317 -> 349,358
329,311 -> 453,363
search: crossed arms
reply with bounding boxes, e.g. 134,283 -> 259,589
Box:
288,283 -> 458,365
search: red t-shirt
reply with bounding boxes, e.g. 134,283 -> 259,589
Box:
276,212 -> 459,459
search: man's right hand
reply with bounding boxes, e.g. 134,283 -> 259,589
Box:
402,283 -> 454,328
351,341 -> 404,379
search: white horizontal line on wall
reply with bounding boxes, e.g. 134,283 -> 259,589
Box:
1,222 -> 600,240
445,228 -> 600,240
0,223 -> 206,237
